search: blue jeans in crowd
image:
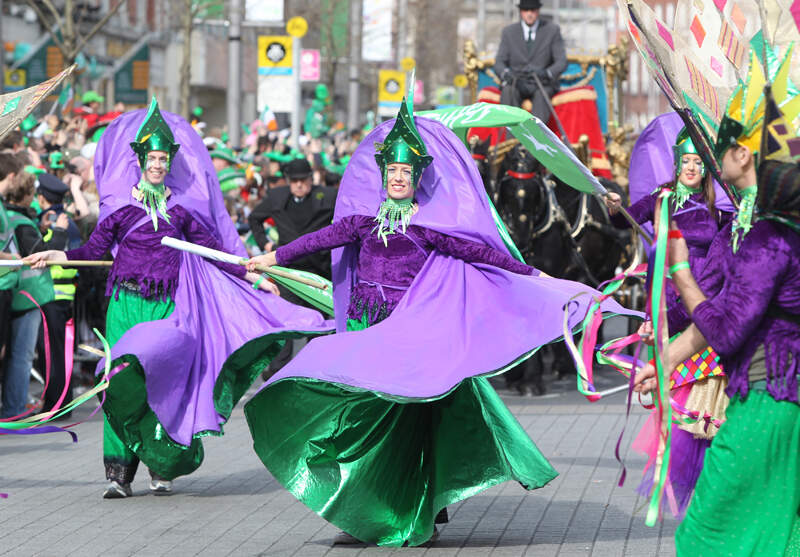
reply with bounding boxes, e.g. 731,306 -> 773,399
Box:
1,309 -> 41,419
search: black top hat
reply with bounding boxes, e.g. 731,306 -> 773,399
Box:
284,158 -> 313,180
518,0 -> 542,10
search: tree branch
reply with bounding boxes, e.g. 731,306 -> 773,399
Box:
23,0 -> 66,53
73,0 -> 128,56
38,0 -> 63,26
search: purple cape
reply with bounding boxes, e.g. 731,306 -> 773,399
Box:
629,112 -> 734,213
258,117 -> 639,400
93,109 -> 333,446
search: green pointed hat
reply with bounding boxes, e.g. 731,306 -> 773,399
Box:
672,126 -> 704,177
374,71 -> 433,189
130,97 -> 180,170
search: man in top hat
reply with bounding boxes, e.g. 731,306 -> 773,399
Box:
494,0 -> 567,121
247,157 -> 336,278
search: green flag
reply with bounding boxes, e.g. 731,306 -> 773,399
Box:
419,103 -> 605,195
267,266 -> 334,317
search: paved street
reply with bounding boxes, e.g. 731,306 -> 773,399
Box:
1,368 -> 677,557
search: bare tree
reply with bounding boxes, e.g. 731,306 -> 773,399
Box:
173,0 -> 226,119
23,0 -> 128,85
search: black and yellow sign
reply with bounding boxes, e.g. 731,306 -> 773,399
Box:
258,36 -> 293,76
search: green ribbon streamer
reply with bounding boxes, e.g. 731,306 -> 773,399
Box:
646,190 -> 675,527
136,180 -> 171,232
373,197 -> 416,246
731,185 -> 757,253
673,183 -> 701,211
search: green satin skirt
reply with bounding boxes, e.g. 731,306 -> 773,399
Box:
244,316 -> 557,546
675,386 -> 800,556
102,287 -> 289,480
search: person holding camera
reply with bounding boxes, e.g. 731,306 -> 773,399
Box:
494,0 -> 567,121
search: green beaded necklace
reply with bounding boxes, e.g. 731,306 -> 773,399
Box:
373,197 -> 416,246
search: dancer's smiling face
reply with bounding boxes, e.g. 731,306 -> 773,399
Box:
386,162 -> 413,200
145,150 -> 169,185
678,154 -> 704,188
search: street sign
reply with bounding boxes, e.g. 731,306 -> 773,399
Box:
4,69 -> 26,90
258,75 -> 295,113
378,69 -> 405,117
401,57 -> 416,71
245,0 -> 283,23
453,74 -> 468,88
286,16 -> 308,38
362,0 -> 393,62
258,36 -> 293,76
300,49 -> 320,82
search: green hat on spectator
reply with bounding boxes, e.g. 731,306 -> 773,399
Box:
210,144 -> 240,165
82,90 -> 104,104
49,152 -> 65,170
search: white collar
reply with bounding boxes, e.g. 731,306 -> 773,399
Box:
521,19 -> 540,35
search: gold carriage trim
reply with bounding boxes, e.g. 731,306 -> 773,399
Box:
551,88 -> 598,107
590,155 -> 611,171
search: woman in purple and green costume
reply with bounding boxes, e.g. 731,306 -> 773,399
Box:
244,95 -> 638,546
27,99 -> 332,498
606,119 -> 731,517
636,62 -> 800,555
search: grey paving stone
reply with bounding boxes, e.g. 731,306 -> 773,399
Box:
2,375 -> 681,557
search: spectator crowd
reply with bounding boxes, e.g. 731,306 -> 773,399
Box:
0,90 -> 361,420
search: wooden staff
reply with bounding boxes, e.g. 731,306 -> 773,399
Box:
238,260 -> 328,290
0,260 -> 113,268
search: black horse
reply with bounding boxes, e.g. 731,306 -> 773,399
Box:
487,144 -> 632,394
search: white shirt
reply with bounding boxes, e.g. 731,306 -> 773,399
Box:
521,19 -> 540,42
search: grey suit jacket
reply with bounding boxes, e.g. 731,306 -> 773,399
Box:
494,19 -> 568,82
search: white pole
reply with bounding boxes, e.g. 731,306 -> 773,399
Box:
291,35 -> 301,148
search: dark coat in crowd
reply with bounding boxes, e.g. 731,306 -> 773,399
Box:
248,185 -> 337,277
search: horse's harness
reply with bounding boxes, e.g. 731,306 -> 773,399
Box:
501,169 -> 626,286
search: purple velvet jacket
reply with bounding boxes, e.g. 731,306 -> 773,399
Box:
66,204 -> 246,300
612,190 -> 722,334
276,214 -> 536,324
689,219 -> 800,404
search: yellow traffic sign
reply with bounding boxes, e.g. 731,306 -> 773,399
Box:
258,36 -> 293,75
4,68 -> 26,88
378,70 -> 406,103
453,74 -> 468,88
287,16 -> 308,38
401,57 -> 416,71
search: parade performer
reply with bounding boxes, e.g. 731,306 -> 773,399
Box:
25,99 -> 332,498
636,55 -> 800,555
604,120 -> 730,516
244,94 -> 637,546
